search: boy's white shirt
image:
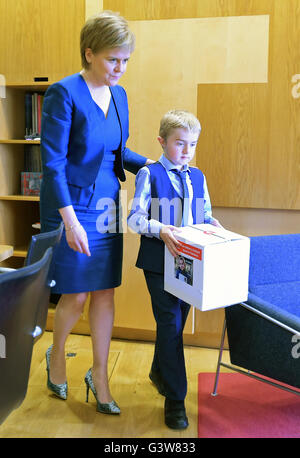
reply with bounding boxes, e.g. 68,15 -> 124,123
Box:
127,154 -> 220,239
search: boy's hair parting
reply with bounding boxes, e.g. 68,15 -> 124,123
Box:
159,110 -> 201,140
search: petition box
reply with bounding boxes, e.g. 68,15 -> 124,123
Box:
164,224 -> 250,311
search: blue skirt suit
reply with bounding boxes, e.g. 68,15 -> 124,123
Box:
40,74 -> 146,294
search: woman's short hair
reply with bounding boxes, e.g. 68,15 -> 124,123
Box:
80,10 -> 135,69
159,110 -> 201,140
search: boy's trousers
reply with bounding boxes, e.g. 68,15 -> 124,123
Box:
144,270 -> 191,401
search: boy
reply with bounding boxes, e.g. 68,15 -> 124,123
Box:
127,110 -> 221,430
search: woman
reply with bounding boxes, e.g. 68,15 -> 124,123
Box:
40,11 -> 153,414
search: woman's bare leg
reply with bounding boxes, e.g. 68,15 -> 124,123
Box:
88,288 -> 115,403
49,292 -> 88,384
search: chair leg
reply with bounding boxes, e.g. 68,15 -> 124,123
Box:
211,317 -> 227,396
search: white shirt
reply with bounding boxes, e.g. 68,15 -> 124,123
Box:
127,154 -> 218,238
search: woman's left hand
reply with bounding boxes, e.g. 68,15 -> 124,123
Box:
210,218 -> 224,229
65,224 -> 91,257
145,159 -> 155,165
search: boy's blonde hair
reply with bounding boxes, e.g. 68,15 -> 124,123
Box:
80,10 -> 135,69
159,110 -> 201,140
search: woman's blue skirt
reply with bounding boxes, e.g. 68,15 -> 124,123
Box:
40,154 -> 123,294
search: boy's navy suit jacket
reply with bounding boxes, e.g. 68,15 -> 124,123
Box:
41,73 -> 145,211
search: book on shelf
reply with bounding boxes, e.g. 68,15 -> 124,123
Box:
21,144 -> 43,196
25,91 -> 44,140
21,172 -> 43,196
24,144 -> 42,172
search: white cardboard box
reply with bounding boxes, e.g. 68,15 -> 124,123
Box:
164,224 -> 250,311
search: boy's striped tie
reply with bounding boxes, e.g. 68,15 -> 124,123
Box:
172,169 -> 190,226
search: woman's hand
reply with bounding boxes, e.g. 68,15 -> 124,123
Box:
59,206 -> 91,256
65,224 -> 91,257
145,158 -> 155,165
160,225 -> 182,257
210,218 -> 224,229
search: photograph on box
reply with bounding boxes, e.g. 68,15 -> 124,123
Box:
174,255 -> 193,286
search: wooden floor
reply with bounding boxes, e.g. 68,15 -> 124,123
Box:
0,331 -> 231,438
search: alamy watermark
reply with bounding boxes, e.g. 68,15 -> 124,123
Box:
291,74 -> 300,99
291,334 -> 300,359
95,192 -> 204,234
0,74 -> 6,99
0,334 -> 6,358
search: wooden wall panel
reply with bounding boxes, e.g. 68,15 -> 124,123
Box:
197,83 -> 273,209
104,0 -> 271,20
268,1 -> 300,209
0,0 -> 85,83
85,0 -> 103,18
197,81 -> 300,209
103,0 -> 300,211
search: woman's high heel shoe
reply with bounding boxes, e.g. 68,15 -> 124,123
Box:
84,368 -> 120,415
45,345 -> 68,400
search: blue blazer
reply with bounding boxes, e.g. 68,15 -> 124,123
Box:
40,73 -> 146,210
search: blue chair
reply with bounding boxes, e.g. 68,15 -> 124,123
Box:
0,248 -> 53,424
212,233 -> 300,396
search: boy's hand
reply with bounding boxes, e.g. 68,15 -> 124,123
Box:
160,225 -> 182,257
210,217 -> 224,229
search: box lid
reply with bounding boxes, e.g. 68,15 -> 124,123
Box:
177,223 -> 248,246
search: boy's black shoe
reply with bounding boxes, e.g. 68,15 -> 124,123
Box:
149,369 -> 166,396
164,398 -> 189,430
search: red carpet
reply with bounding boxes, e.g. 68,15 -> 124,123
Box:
198,372 -> 300,438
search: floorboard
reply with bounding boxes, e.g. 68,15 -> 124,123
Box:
0,331 -> 231,438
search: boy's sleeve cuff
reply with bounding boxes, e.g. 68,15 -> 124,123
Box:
146,220 -> 164,239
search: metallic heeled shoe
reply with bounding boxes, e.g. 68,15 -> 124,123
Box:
45,345 -> 68,400
84,368 -> 120,415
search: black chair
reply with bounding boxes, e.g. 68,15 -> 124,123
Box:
24,222 -> 63,267
0,223 -> 63,338
23,222 -> 63,338
0,248 -> 53,425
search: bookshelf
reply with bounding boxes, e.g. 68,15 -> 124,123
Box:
0,195 -> 40,201
0,140 -> 40,144
0,0 -> 89,330
0,82 -> 52,265
6,83 -> 51,91
13,247 -> 28,258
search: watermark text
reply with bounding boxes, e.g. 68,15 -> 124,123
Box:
0,334 -> 6,358
291,334 -> 300,359
0,74 -> 6,99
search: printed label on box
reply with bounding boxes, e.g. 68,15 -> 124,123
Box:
178,241 -> 202,260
